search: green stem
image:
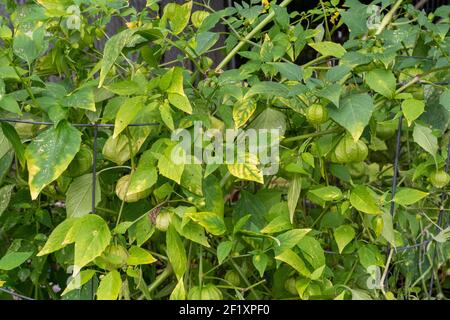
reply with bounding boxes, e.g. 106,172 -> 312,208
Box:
215,0 -> 294,72
376,0 -> 403,35
147,265 -> 173,294
230,258 -> 261,299
283,127 -> 342,144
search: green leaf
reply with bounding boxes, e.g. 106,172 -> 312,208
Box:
0,95 -> 22,114
287,176 -> 301,223
74,214 -> 111,270
37,218 -> 78,256
170,277 -> 186,300
62,270 -> 96,296
0,251 -> 33,271
269,62 -> 303,81
308,186 -> 342,202
248,107 -> 287,136
203,175 -> 224,216
309,41 -> 346,58
186,212 -> 226,236
350,185 -> 381,214
316,84 -> 341,108
217,241 -> 233,265
253,253 -> 269,277
97,270 -> 122,300
167,67 -> 192,114
64,87 -> 96,111
394,188 -> 428,206
13,27 -> 48,64
191,10 -> 210,29
358,245 -> 384,269
381,209 -> 395,246
413,123 -> 438,158
99,29 -> 137,87
127,246 -> 157,266
329,93 -> 374,141
440,89 -> 450,110
333,225 -> 355,253
160,101 -> 175,131
104,80 -> 141,96
1,123 -> 25,167
401,99 -> 425,127
261,214 -> 292,234
245,82 -> 290,98
275,249 -> 311,277
275,229 -> 311,255
113,96 -> 145,138
166,224 -> 187,280
158,144 -> 185,184
233,98 -> 257,128
0,185 -> 14,217
66,174 -> 101,218
26,121 -> 81,200
161,1 -> 192,35
365,69 -> 396,98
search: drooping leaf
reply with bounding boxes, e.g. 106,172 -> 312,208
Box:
333,225 -> 355,253
99,29 -> 137,87
26,121 -> 81,200
413,123 -> 438,158
1,122 -> 25,167
97,270 -> 122,300
166,224 -> 187,280
275,249 -> 311,277
287,176 -> 301,223
217,240 -> 233,265
401,99 -> 425,126
329,93 -> 374,141
113,96 -> 145,138
158,144 -> 185,184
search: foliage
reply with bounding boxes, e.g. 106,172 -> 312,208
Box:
0,0 -> 449,300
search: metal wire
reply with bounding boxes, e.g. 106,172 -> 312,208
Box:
0,287 -> 34,300
428,139 -> 450,296
0,118 -> 159,127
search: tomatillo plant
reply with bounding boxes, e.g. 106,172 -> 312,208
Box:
0,0 -> 449,301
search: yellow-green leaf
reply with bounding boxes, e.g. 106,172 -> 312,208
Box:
350,185 -> 381,214
26,121 -> 81,200
394,188 -> 428,206
97,270 -> 122,300
334,225 -> 355,253
113,96 -> 145,138
401,99 -> 425,127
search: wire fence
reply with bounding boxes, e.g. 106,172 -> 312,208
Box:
1,108 -> 449,300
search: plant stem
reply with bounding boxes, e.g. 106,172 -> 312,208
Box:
215,0 -> 294,72
147,265 -> 173,294
283,127 -> 342,143
230,258 -> 261,299
376,0 -> 403,35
